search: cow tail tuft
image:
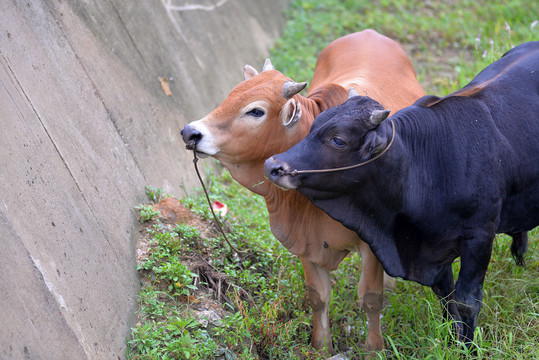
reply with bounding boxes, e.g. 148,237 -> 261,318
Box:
509,232 -> 528,267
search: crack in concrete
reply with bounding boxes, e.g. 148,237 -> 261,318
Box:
1,50 -> 94,359
29,256 -> 68,311
28,254 -> 90,360
45,1 -> 149,187
165,0 -> 230,12
3,20 -> 137,357
0,206 -> 88,359
161,0 -> 226,68
109,0 -> 148,70
0,52 -> 89,203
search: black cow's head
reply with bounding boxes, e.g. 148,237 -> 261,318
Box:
264,93 -> 392,200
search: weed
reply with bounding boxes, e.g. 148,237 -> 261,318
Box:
145,185 -> 168,203
135,204 -> 161,222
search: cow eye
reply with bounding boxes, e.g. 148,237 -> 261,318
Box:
330,137 -> 347,148
246,108 -> 265,117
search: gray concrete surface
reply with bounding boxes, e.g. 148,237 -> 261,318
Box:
0,0 -> 287,358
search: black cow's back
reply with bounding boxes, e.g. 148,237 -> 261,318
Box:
459,42 -> 539,232
409,42 -> 539,234
458,41 -> 539,96
379,42 -> 539,280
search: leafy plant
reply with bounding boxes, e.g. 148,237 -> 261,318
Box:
145,185 -> 168,203
136,204 -> 161,222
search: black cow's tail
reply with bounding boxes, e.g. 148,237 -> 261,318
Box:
508,232 -> 528,267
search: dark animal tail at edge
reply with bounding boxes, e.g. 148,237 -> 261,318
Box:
508,232 -> 528,267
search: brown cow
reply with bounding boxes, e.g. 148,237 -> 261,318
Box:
181,29 -> 425,354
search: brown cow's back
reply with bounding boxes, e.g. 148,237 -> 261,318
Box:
309,29 -> 424,113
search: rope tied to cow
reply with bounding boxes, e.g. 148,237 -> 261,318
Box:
187,142 -> 248,254
283,118 -> 396,177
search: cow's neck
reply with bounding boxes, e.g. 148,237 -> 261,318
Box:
309,118 -> 408,276
303,83 -> 350,114
219,86 -> 350,253
264,184 -> 321,253
220,159 -> 315,253
224,161 -> 272,197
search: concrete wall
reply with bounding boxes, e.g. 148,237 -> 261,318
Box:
0,0 -> 287,358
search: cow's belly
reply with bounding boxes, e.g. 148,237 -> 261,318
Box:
498,193 -> 539,233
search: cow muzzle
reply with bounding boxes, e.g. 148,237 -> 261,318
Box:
181,124 -> 201,148
264,156 -> 300,190
181,123 -> 217,158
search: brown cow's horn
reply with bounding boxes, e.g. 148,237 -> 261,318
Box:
243,64 -> 258,80
348,87 -> 360,98
369,109 -> 391,126
282,80 -> 307,99
262,58 -> 274,72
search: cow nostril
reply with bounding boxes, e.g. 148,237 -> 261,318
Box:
270,168 -> 285,177
185,131 -> 202,150
189,132 -> 202,143
264,157 -> 291,180
185,132 -> 202,150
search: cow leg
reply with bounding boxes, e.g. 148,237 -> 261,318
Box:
300,257 -> 333,354
431,264 -> 463,337
357,241 -> 385,351
455,234 -> 493,344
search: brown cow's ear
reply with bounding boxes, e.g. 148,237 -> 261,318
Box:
281,99 -> 302,127
243,64 -> 258,80
262,58 -> 275,72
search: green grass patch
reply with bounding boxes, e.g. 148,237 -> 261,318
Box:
128,169 -> 539,359
128,1 -> 538,359
273,0 -> 538,95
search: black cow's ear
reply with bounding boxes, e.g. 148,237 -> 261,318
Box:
281,98 -> 302,127
361,130 -> 388,158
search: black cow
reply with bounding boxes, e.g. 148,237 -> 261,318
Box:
265,41 -> 539,345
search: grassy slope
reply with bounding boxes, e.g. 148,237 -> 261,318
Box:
128,1 -> 538,359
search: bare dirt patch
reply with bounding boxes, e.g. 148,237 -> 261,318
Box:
135,197 -> 236,324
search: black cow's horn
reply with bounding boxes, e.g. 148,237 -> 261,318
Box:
348,87 -> 359,98
262,58 -> 274,72
370,109 -> 391,126
282,80 -> 307,99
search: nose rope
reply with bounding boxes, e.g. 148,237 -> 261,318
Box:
283,119 -> 396,176
187,141 -> 248,254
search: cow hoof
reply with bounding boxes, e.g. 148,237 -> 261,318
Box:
365,339 -> 384,353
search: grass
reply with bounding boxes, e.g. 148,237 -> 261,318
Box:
272,0 -> 537,95
128,176 -> 539,359
128,1 -> 538,359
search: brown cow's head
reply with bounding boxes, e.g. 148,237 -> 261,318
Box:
181,60 -> 308,173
